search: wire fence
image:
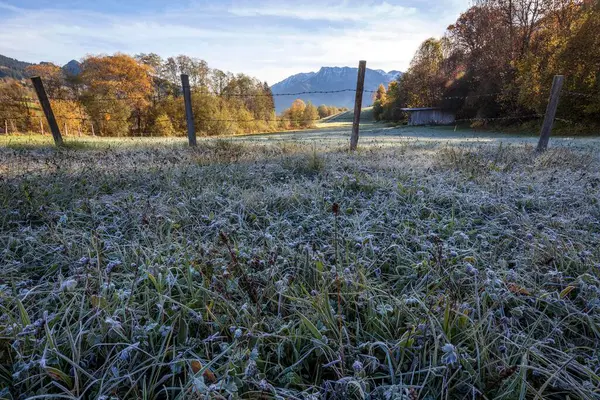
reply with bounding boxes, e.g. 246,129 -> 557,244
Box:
564,91 -> 598,99
0,80 -> 598,136
454,114 -> 544,123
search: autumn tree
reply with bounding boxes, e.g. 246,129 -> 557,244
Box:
373,84 -> 388,121
162,55 -> 210,90
135,53 -> 175,100
0,80 -> 34,132
222,74 -> 276,124
131,55 -> 277,136
380,80 -> 407,121
210,69 -> 233,96
25,63 -> 66,98
302,102 -> 319,127
81,54 -> 152,103
400,38 -> 446,108
262,82 -> 276,119
80,54 -> 153,136
552,2 -> 600,117
379,0 -> 600,127
282,99 -> 306,128
317,105 -> 330,119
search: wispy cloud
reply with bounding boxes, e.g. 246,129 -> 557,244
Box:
228,1 -> 418,21
0,0 -> 469,84
0,1 -> 21,12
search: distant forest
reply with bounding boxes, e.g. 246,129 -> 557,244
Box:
374,0 -> 600,129
0,54 -> 343,136
0,54 -> 33,80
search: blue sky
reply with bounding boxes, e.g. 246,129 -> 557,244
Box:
0,0 -> 469,84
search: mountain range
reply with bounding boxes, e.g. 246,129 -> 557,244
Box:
271,67 -> 402,113
0,54 -> 81,80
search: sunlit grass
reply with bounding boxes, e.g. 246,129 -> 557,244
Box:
0,133 -> 191,150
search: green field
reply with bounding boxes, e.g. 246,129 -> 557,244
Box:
1,127 -> 600,399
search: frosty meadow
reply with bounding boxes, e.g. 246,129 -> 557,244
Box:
1,126 -> 600,398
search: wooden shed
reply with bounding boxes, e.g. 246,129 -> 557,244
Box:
400,107 -> 456,126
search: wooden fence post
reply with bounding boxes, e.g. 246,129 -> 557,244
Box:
39,117 -> 44,135
350,60 -> 367,151
31,76 -> 63,146
537,75 -> 564,152
181,74 -> 197,147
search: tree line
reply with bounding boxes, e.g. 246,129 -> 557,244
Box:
374,0 -> 600,128
0,53 -> 342,136
278,99 -> 349,129
0,54 -> 32,80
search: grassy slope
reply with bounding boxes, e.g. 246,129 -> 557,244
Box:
0,135 -> 599,399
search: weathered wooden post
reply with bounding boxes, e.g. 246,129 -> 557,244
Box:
350,60 -> 367,151
181,74 -> 197,147
537,75 -> 564,152
39,117 -> 44,135
31,76 -> 63,146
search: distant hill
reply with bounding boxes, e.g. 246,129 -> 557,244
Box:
0,54 -> 34,80
0,54 -> 81,80
271,67 -> 402,113
63,60 -> 82,76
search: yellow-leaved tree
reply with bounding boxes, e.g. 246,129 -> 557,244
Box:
80,54 -> 153,136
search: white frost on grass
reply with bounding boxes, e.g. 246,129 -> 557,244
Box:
1,136 -> 599,398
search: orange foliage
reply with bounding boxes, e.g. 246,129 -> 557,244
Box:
25,63 -> 64,98
80,53 -> 153,109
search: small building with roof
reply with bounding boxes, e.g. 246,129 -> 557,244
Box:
400,107 -> 456,126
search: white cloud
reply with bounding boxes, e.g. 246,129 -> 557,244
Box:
228,1 -> 418,21
0,0 -> 469,84
0,1 -> 21,12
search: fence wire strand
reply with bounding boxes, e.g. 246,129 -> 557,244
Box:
564,91 -> 597,99
2,85 -> 599,135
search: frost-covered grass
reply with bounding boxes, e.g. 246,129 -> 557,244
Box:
1,137 -> 600,399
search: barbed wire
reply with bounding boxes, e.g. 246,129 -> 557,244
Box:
454,114 -> 543,123
2,113 -> 546,125
564,91 -> 597,99
0,91 -> 514,108
0,96 -> 37,103
220,89 -> 377,97
0,102 -> 32,108
59,116 -> 357,123
41,89 -> 381,102
554,117 -> 577,124
0,114 -> 359,124
5,89 -> 597,106
0,112 -> 583,137
442,92 -> 502,100
1,86 -> 597,132
3,85 -> 599,105
48,96 -> 149,103
0,116 -> 42,121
